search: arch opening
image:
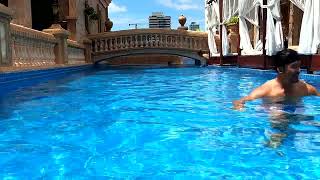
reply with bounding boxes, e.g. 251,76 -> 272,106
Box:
31,0 -> 54,31
95,54 -> 202,66
0,0 -> 8,6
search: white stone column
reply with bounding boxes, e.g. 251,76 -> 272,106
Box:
0,4 -> 13,66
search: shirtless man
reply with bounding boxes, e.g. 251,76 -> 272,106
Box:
233,49 -> 320,148
233,49 -> 320,110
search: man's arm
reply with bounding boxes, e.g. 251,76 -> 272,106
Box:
306,83 -> 320,96
233,82 -> 271,110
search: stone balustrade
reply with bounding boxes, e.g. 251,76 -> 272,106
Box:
67,39 -> 86,64
88,29 -> 209,54
11,23 -> 57,67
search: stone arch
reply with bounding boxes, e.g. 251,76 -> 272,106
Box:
93,49 -> 206,66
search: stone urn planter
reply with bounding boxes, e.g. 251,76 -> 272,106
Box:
105,18 -> 113,32
227,24 -> 239,53
178,15 -> 188,30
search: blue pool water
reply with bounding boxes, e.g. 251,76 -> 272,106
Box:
1,66 -> 320,178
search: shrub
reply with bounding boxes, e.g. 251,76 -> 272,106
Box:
226,16 -> 239,26
84,7 -> 94,16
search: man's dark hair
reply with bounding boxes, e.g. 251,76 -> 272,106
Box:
274,49 -> 300,68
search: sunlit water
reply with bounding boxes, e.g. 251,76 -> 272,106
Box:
1,66 -> 320,179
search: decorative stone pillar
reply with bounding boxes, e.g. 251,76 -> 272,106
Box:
43,24 -> 70,64
82,37 -> 92,63
9,0 -> 32,28
178,15 -> 188,30
0,4 -> 13,66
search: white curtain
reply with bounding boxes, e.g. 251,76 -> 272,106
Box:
205,0 -> 219,56
238,0 -> 261,55
262,0 -> 283,56
289,0 -> 305,11
298,0 -> 320,55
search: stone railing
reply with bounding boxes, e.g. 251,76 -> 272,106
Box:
88,29 -> 209,54
10,23 -> 57,67
67,39 -> 86,64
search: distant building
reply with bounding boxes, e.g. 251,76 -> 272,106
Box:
189,22 -> 200,31
149,12 -> 171,29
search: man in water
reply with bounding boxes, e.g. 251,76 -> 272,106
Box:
233,49 -> 320,148
233,49 -> 320,110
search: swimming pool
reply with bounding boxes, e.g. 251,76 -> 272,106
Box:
0,66 -> 320,178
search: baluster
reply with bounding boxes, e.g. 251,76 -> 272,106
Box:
107,38 -> 111,51
11,39 -> 16,66
130,36 -> 133,48
45,43 -> 49,65
113,38 -> 117,50
97,39 -> 101,52
117,37 -> 120,49
159,35 -> 163,47
26,39 -> 31,66
157,35 -> 160,47
176,36 -> 180,48
195,39 -> 199,50
176,36 -> 179,48
153,34 -> 156,47
164,35 -> 167,48
145,35 -> 149,47
172,36 -> 176,48
31,41 -> 36,66
151,34 -> 155,47
38,42 -> 42,65
196,39 -> 199,50
137,35 -> 143,47
102,39 -> 106,51
181,36 -> 185,48
135,35 -> 138,48
93,40 -> 97,52
156,34 -> 160,47
149,34 -> 153,47
125,36 -> 129,49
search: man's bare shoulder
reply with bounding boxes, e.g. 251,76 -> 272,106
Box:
260,79 -> 277,88
299,80 -> 319,96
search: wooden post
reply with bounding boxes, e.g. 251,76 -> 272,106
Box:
262,0 -> 267,69
219,0 -> 223,65
237,17 -> 241,66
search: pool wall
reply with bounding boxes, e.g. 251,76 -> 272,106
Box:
0,64 -> 93,94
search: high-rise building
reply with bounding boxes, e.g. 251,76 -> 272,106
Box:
189,22 -> 200,31
149,12 -> 171,29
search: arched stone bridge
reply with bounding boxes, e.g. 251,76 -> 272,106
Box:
88,29 -> 209,65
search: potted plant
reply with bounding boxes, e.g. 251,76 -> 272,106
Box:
226,16 -> 239,34
226,16 -> 239,53
84,3 -> 100,34
89,12 -> 100,21
84,6 -> 94,16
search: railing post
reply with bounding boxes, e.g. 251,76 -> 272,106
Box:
82,38 -> 92,63
43,24 -> 70,64
0,4 -> 13,66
